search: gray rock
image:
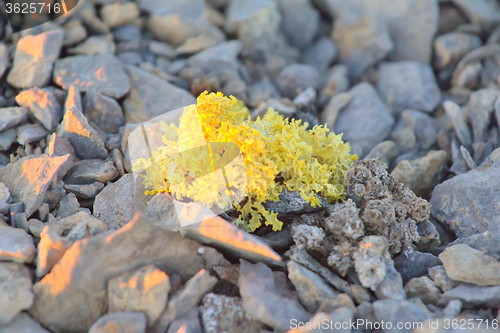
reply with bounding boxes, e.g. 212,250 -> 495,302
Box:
391,150 -> 449,198
377,61 -> 441,115
334,82 -> 395,158
449,231 -> 500,261
0,128 -> 17,152
64,182 -> 105,200
92,173 -> 138,230
303,37 -> 337,72
36,225 -> 71,278
230,0 -> 297,78
0,312 -> 50,333
7,30 -> 64,88
438,284 -> 500,309
0,154 -> 73,218
374,260 -> 406,301
0,262 -> 34,325
65,159 -> 118,185
394,251 -> 441,284
0,107 -> 28,132
139,194 -> 175,229
430,148 -> 500,238
167,308 -> 202,333
63,20 -> 88,47
15,88 -> 62,131
0,44 -> 8,78
123,65 -> 195,123
428,265 -> 460,293
16,124 -> 49,145
88,312 -> 147,333
83,92 -> 124,134
373,298 -> 432,333
416,219 -> 441,252
363,141 -> 400,168
56,193 -> 80,218
404,276 -> 441,305
45,133 -> 76,159
0,226 -> 36,263
461,88 -> 500,144
276,64 -> 320,99
67,35 -> 116,56
401,110 -> 439,149
434,32 -> 482,69
452,0 -> 500,30
54,54 -> 130,99
263,188 -> 328,216
101,2 -> 140,28
238,260 -> 311,331
139,0 -> 205,18
152,269 -> 217,333
277,0 -> 320,50
186,41 -> 242,84
444,101 -> 472,147
108,265 -> 170,325
58,86 -> 109,160
287,261 -> 338,312
439,244 -> 500,286
201,293 -> 262,333
31,213 -> 214,332
319,65 -> 350,104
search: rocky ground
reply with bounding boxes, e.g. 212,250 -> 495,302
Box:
0,0 -> 500,332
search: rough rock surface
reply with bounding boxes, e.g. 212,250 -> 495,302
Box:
0,262 -> 34,325
0,227 -> 36,263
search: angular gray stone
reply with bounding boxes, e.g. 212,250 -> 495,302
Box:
83,91 -> 125,134
56,193 -> 80,218
439,284 -> 500,309
31,213 -> 213,332
0,128 -> 16,152
123,65 -> 195,123
16,124 -> 49,145
428,265 -> 460,293
7,30 -> 64,88
54,54 -> 130,99
238,260 -> 311,332
303,37 -> 337,72
443,101 -> 472,147
394,251 -> 441,284
334,82 -> 395,158
276,64 -> 321,99
404,276 -> 441,305
0,312 -> 50,333
64,159 -> 119,185
0,107 -> 28,132
377,61 -> 441,115
449,231 -> 500,261
373,298 -> 432,333
88,312 -> 147,333
0,44 -> 8,78
64,182 -> 105,200
36,225 -> 71,278
0,262 -> 34,325
452,0 -> 500,30
0,226 -> 36,264
430,148 -> 500,238
168,308 -> 202,333
277,0 -> 320,50
139,0 -> 206,18
433,32 -> 482,70
15,88 -> 62,131
58,86 -> 109,160
374,260 -> 406,301
0,154 -> 73,218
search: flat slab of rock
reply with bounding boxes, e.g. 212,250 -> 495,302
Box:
430,147 -> 500,238
373,298 -> 432,332
58,86 -> 109,160
439,244 -> 500,286
0,107 -> 28,132
0,262 -> 34,325
0,313 -> 50,333
54,54 -> 130,99
123,65 -> 195,123
0,226 -> 36,263
0,154 -> 73,217
64,159 -> 119,185
15,88 -> 62,131
439,284 -> 500,309
88,312 -> 147,333
31,213 -> 212,332
7,30 -> 63,88
83,91 -> 124,134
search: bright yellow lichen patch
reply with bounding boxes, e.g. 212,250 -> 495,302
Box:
132,91 -> 357,232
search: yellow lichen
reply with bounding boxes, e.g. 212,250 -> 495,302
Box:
132,91 -> 357,232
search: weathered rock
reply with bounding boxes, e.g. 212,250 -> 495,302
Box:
287,261 -> 337,312
15,88 -> 62,131
318,65 -> 350,104
63,20 -> 87,46
0,107 -> 28,132
238,260 -> 311,331
108,265 -> 170,325
404,276 -> 441,305
144,193 -> 178,230
364,141 -> 400,168
0,44 -> 8,78
83,91 -> 124,134
45,133 -> 76,159
167,308 -> 202,333
377,61 -> 441,115
433,32 -> 482,69
0,312 -> 50,333
449,231 -> 500,261
462,88 -> 500,144
0,154 -> 73,218
394,251 -> 441,284
178,203 -> 282,266
277,0 -> 320,50
36,225 -> 71,277
56,193 -> 80,219
54,54 -> 130,99
439,284 -> 500,309
428,265 -> 460,293
303,37 -> 337,72
7,30 -> 64,88
0,262 -> 34,325
64,159 -> 119,185
101,2 -> 140,28
0,128 -> 16,151
68,35 -> 116,56
391,150 -> 450,198
151,269 -> 217,333
93,173 -> 139,230
430,147 -> 500,238
439,244 -> 500,286
88,312 -> 147,333
31,213 -> 213,332
334,82 -> 395,158
58,86 -> 109,160
276,64 -> 321,99
373,298 -> 432,333
452,0 -> 500,30
16,124 -> 49,145
201,293 -> 262,333
123,65 -> 195,123
55,211 -> 105,237
64,182 -> 105,200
